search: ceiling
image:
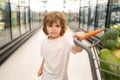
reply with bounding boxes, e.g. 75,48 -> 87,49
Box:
31,0 -> 79,12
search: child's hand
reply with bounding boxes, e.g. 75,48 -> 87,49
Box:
73,32 -> 85,41
37,68 -> 43,77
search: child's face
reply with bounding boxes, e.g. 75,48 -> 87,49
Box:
46,20 -> 62,39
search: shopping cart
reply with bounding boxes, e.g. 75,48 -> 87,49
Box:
73,29 -> 120,80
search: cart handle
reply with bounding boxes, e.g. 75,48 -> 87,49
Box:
74,37 -> 98,80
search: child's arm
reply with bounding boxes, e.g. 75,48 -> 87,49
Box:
38,58 -> 44,77
72,32 -> 85,53
73,32 -> 85,41
72,45 -> 83,53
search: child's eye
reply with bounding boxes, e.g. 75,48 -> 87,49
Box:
49,24 -> 52,27
56,25 -> 59,27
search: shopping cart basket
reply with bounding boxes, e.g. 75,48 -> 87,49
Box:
73,29 -> 120,80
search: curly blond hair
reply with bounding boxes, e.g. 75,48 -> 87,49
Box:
43,11 -> 67,36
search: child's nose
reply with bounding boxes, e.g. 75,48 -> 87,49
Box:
52,26 -> 57,30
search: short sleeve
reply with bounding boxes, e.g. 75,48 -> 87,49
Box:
66,35 -> 78,54
64,35 -> 75,53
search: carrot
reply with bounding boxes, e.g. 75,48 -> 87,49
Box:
84,29 -> 103,38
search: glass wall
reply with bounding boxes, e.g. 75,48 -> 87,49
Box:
67,0 -> 80,28
95,0 -> 108,37
82,0 -> 89,31
10,0 -> 31,38
78,0 -> 108,37
0,0 -> 11,47
79,0 -> 97,32
10,2 -> 20,39
79,7 -> 84,29
31,11 -> 41,29
19,0 -> 30,34
110,0 -> 120,28
0,0 -> 31,48
88,0 -> 97,32
20,6 -> 26,34
25,7 -> 30,31
97,0 -> 108,29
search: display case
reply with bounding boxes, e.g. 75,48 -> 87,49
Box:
97,0 -> 108,29
82,0 -> 89,31
20,6 -> 26,34
0,0 -> 11,47
110,0 -> 120,28
10,2 -> 20,39
95,0 -> 108,37
88,0 -> 97,32
25,7 -> 30,31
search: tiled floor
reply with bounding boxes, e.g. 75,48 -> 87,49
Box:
0,28 -> 93,80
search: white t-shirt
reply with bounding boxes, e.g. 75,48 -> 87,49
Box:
40,35 -> 73,80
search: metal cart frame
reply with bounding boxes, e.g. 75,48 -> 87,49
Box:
74,38 -> 120,80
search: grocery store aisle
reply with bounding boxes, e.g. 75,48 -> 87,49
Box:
0,28 -> 92,80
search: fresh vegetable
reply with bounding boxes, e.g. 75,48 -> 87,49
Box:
99,27 -> 120,80
115,27 -> 120,48
84,29 -> 103,38
113,49 -> 120,59
99,49 -> 120,80
116,37 -> 120,48
115,27 -> 120,37
101,28 -> 120,49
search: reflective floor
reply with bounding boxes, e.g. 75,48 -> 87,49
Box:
0,28 -> 92,80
